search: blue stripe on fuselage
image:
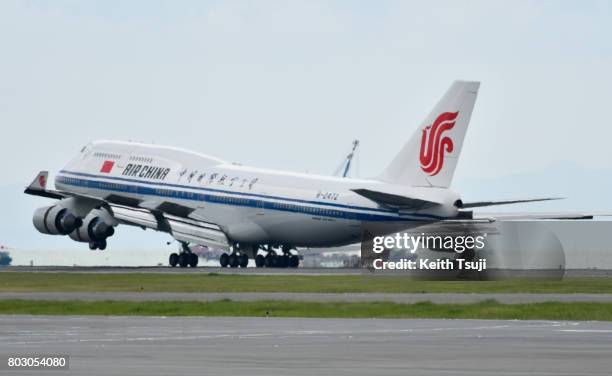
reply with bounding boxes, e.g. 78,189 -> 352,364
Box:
56,171 -> 446,222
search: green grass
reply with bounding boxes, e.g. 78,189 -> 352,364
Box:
1,299 -> 612,320
0,273 -> 611,293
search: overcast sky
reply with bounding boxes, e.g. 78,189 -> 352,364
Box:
1,0 -> 611,251
1,0 -> 611,186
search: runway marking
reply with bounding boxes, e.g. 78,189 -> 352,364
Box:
3,317 -> 612,376
2,321 -> 588,346
558,329 -> 612,333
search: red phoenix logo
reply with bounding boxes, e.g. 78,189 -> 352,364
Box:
38,174 -> 46,188
419,112 -> 459,176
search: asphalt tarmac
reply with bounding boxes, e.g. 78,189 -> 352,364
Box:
1,265 -> 365,275
2,265 -> 612,277
1,316 -> 611,376
2,291 -> 612,304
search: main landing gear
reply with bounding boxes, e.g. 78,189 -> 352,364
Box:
219,252 -> 248,268
219,243 -> 252,268
169,242 -> 199,268
217,244 -> 300,268
254,245 -> 299,268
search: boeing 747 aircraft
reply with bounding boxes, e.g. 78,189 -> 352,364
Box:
25,81 -> 603,268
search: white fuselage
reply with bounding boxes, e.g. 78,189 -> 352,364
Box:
55,141 -> 461,247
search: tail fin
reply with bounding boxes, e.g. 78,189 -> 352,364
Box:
378,80 -> 479,188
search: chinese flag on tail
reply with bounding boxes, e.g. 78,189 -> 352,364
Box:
100,160 -> 114,173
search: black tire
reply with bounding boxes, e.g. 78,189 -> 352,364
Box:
255,255 -> 265,268
264,254 -> 276,268
188,253 -> 198,267
228,254 -> 239,268
278,255 -> 289,268
97,239 -> 107,250
289,255 -> 299,268
89,242 -> 97,250
220,253 -> 229,267
169,253 -> 179,267
239,254 -> 248,268
178,253 -> 189,268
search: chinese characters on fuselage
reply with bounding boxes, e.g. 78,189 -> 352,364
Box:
122,164 -> 260,190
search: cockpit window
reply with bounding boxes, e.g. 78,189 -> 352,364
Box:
80,143 -> 93,157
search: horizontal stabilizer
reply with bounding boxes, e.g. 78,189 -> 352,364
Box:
24,171 -> 106,207
473,212 -> 612,221
352,188 -> 439,210
24,171 -> 64,199
459,197 -> 563,209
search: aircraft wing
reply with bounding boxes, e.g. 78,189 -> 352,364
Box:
111,204 -> 230,250
24,171 -> 231,250
139,200 -> 196,217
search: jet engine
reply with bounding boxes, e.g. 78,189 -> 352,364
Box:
33,205 -> 83,235
68,209 -> 116,249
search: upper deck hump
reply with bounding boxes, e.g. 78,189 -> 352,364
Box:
89,140 -> 225,167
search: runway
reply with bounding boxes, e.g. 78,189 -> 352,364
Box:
0,265 -> 363,275
1,315 -> 611,375
2,265 -> 612,277
3,291 -> 612,304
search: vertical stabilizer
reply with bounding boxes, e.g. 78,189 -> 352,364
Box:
378,81 -> 479,188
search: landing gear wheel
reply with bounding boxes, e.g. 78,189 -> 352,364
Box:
264,254 -> 276,268
178,253 -> 189,268
89,242 -> 97,250
255,255 -> 265,268
220,253 -> 229,267
188,253 -> 198,267
169,253 -> 179,267
239,254 -> 248,268
278,255 -> 289,268
289,255 -> 299,268
97,239 -> 107,250
229,254 -> 239,268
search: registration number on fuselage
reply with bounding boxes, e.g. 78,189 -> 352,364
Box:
316,191 -> 339,201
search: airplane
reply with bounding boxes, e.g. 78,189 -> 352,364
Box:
24,81 -> 605,268
333,139 -> 360,178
